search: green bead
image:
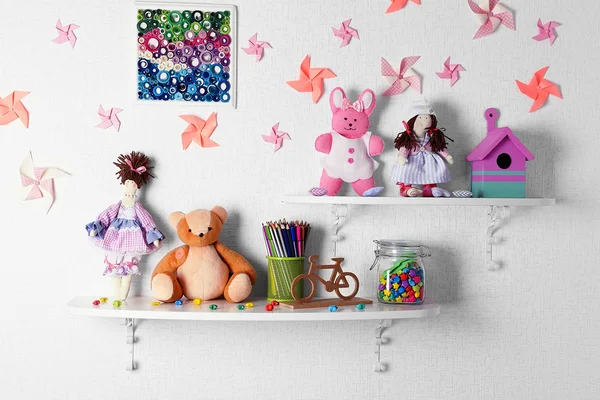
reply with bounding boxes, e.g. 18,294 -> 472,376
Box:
172,25 -> 182,35
182,10 -> 192,20
209,304 -> 218,310
224,10 -> 230,17
113,300 -> 122,307
181,21 -> 190,30
159,14 -> 168,24
219,24 -> 230,34
203,11 -> 211,20
169,11 -> 183,24
202,20 -> 211,30
237,305 -> 245,310
191,22 -> 201,32
356,303 -> 366,310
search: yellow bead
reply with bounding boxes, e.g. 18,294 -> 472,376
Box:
412,286 -> 419,292
418,282 -> 423,287
380,279 -> 386,285
245,302 -> 254,308
99,297 -> 108,303
151,301 -> 161,306
193,298 -> 202,305
395,297 -> 402,302
415,292 -> 420,298
401,292 -> 408,298
383,290 -> 391,296
392,283 -> 400,290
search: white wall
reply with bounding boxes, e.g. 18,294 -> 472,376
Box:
1,0 -> 599,399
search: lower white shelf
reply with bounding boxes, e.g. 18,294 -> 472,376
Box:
67,296 -> 440,322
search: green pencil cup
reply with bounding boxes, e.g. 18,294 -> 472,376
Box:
267,257 -> 305,302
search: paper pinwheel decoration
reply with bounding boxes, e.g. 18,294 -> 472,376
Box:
436,57 -> 465,87
52,19 -> 80,48
533,19 -> 559,45
242,33 -> 272,62
386,0 -> 421,14
180,113 -> 219,150
0,91 -> 30,128
20,152 -> 69,214
381,56 -> 421,96
262,123 -> 291,152
287,55 -> 336,104
516,66 -> 562,113
332,19 -> 359,47
96,105 -> 122,132
468,0 -> 515,40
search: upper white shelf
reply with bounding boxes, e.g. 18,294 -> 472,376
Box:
67,296 -> 440,322
282,195 -> 556,207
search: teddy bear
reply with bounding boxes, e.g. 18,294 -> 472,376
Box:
309,87 -> 385,197
150,206 -> 256,303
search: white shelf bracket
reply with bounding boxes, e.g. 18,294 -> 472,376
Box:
374,319 -> 392,372
124,318 -> 136,371
330,204 -> 348,257
486,206 -> 511,270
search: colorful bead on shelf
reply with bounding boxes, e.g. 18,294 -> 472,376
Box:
175,300 -> 183,306
245,302 -> 254,308
193,298 -> 202,305
328,305 -> 338,312
92,300 -> 100,306
271,301 -> 279,306
237,304 -> 245,310
265,304 -> 274,311
356,303 -> 366,310
209,304 -> 218,310
99,297 -> 108,303
152,301 -> 161,306
113,300 -> 122,307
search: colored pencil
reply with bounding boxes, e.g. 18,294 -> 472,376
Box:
261,220 -> 311,258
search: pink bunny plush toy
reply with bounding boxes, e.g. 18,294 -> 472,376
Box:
310,87 -> 385,197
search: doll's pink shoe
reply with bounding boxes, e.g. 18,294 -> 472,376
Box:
422,185 -> 434,197
399,183 -> 422,197
309,187 -> 328,196
362,187 -> 384,197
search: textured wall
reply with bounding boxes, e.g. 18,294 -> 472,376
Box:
1,0 -> 599,399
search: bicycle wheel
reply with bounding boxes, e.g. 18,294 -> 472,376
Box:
291,274 -> 316,303
334,272 -> 359,300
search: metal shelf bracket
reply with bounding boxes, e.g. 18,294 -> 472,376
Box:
375,319 -> 392,372
486,205 -> 511,270
124,318 -> 136,371
331,204 -> 348,257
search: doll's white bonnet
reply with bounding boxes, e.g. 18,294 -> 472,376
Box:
404,99 -> 436,121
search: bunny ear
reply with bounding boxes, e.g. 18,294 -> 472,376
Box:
329,87 -> 347,113
358,89 -> 376,116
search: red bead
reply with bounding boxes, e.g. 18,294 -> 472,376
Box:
271,301 -> 279,306
92,300 -> 100,306
400,273 -> 408,280
265,304 -> 274,311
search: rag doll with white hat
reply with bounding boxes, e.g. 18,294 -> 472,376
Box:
391,100 -> 454,197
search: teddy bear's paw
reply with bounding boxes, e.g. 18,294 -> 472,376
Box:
151,273 -> 176,302
225,273 -> 252,303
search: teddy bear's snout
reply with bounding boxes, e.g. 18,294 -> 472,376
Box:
198,233 -> 204,237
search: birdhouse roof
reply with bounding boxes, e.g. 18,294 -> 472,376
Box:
466,127 -> 535,162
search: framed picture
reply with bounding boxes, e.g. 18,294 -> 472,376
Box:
135,2 -> 237,108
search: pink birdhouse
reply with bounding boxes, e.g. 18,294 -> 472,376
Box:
466,108 -> 534,198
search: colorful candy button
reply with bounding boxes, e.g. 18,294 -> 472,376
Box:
271,301 -> 279,306
237,305 -> 245,310
152,301 -> 161,306
99,297 -> 108,303
175,300 -> 183,306
328,305 -> 338,312
209,304 -> 218,310
356,303 -> 366,310
113,300 -> 122,307
193,298 -> 202,305
265,304 -> 274,311
245,302 -> 254,308
92,300 -> 100,306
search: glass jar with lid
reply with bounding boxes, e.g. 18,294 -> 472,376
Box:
370,240 -> 431,305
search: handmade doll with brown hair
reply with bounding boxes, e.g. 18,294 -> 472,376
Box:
86,151 -> 164,300
391,100 -> 454,197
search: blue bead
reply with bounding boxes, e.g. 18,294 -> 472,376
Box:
220,93 -> 230,102
183,93 -> 192,101
402,268 -> 409,273
328,305 -> 338,312
188,84 -> 198,94
175,300 -> 183,306
222,72 -> 230,80
398,287 -> 405,293
174,92 -> 183,100
218,80 -> 230,92
408,279 -> 415,286
207,84 -> 218,94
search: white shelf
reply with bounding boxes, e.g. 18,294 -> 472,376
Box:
67,296 -> 440,322
282,195 -> 556,206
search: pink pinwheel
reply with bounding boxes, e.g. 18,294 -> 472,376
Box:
96,105 -> 122,132
387,0 -> 421,14
52,19 -> 80,48
19,152 -> 69,214
262,123 -> 291,152
381,56 -> 421,96
533,19 -> 559,45
436,57 -> 465,87
242,33 -> 272,62
0,91 -> 29,128
468,0 -> 515,40
180,113 -> 219,150
516,66 -> 562,113
332,19 -> 359,48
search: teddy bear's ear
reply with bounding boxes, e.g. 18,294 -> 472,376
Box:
211,206 -> 228,224
168,211 -> 186,228
358,89 -> 376,116
329,87 -> 346,113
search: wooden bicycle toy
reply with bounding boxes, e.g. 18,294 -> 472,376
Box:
291,255 -> 359,303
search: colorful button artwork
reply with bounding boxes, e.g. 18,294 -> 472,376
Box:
137,8 -> 233,103
378,262 -> 425,304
